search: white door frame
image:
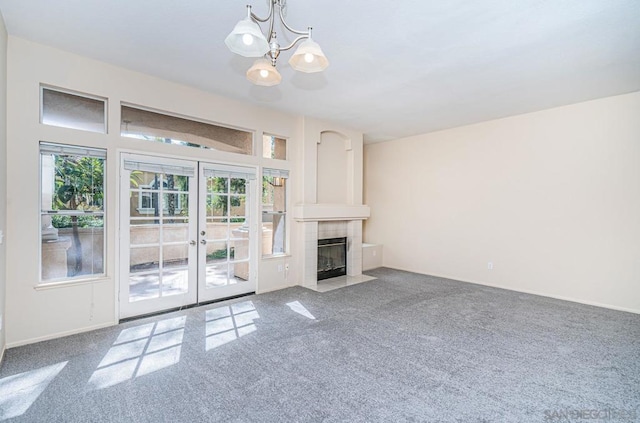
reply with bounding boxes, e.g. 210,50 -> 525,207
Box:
197,162 -> 258,303
119,153 -> 199,319
118,153 -> 258,319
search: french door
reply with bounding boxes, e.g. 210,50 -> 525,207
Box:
119,154 -> 256,319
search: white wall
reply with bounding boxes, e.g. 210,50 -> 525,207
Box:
0,11 -> 7,361
5,37 -> 301,346
364,92 -> 640,314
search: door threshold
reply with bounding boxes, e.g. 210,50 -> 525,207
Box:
119,291 -> 256,324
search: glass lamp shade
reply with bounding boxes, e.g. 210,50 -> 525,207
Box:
288,39 -> 329,73
224,18 -> 270,57
246,59 -> 282,86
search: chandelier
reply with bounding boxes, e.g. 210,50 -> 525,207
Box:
225,0 -> 329,86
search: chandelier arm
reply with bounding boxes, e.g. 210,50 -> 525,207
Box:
280,34 -> 310,51
278,5 -> 309,35
250,0 -> 274,23
267,7 -> 275,41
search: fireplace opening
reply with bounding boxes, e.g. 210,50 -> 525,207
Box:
317,237 -> 347,281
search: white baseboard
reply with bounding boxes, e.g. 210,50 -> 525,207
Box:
7,321 -> 117,349
0,344 -> 5,365
383,265 -> 640,315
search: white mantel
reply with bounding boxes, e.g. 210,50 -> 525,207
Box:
293,204 -> 370,222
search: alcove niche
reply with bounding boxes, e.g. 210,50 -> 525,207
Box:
316,130 -> 350,204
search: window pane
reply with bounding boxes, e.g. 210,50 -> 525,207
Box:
40,144 -> 106,282
121,106 -> 253,155
41,88 -> 106,133
262,171 -> 287,256
262,135 -> 286,160
262,176 -> 286,213
41,215 -> 105,280
41,153 -> 104,212
270,214 -> 286,255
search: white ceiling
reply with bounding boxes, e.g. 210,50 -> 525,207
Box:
1,0 -> 639,143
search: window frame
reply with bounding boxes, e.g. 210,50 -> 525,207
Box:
40,85 -> 108,134
39,142 -> 107,284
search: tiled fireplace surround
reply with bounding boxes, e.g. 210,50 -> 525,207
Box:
301,220 -> 363,289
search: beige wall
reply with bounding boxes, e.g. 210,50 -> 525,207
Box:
317,131 -> 348,204
364,91 -> 640,314
5,37 -> 300,346
0,11 -> 7,361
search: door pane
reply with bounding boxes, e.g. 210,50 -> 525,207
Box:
162,244 -> 189,297
207,219 -> 228,240
206,263 -> 228,288
207,241 -> 229,263
230,196 -> 246,217
163,221 -> 189,244
201,170 -> 252,298
229,263 -> 240,284
229,219 -> 246,240
130,272 -> 161,302
208,177 -> 228,193
207,194 -> 227,216
130,247 -> 160,272
128,171 -> 193,303
230,178 -> 246,194
163,193 -> 188,218
232,246 -> 249,262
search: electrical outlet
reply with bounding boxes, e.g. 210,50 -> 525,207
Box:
487,262 -> 493,270
277,264 -> 283,272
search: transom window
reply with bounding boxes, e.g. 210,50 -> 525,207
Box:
41,86 -> 107,134
262,134 -> 287,160
121,105 -> 253,155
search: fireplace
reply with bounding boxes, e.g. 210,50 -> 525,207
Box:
317,237 -> 347,281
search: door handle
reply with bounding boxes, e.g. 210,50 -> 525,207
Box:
190,240 -> 196,246
200,239 -> 207,245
